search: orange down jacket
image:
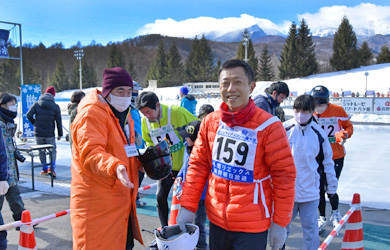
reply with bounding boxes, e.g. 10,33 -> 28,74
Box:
180,107 -> 296,233
70,89 -> 143,249
314,103 -> 354,160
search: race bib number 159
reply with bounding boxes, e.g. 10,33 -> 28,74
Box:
212,125 -> 257,183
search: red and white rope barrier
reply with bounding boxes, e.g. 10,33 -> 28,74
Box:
317,205 -> 357,250
138,182 -> 157,191
0,209 -> 70,232
0,182 -> 157,231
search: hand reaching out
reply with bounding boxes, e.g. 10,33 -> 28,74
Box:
116,165 -> 134,189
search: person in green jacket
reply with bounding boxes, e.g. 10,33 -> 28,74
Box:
135,91 -> 198,229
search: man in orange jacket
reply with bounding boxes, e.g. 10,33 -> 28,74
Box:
311,85 -> 353,233
70,67 -> 144,249
177,59 -> 296,250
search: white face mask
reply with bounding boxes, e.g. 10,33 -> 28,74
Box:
8,105 -> 17,112
108,93 -> 131,112
315,105 -> 327,114
294,112 -> 312,125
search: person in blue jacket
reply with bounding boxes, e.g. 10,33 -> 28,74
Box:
180,86 -> 197,115
175,120 -> 207,249
0,128 -> 10,250
130,81 -> 146,207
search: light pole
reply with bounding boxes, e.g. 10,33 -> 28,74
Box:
74,49 -> 84,90
242,37 -> 249,63
364,72 -> 369,96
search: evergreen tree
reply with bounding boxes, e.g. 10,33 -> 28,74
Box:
330,16 -> 358,71
186,35 -> 214,82
237,29 -> 258,79
296,19 -> 318,77
357,41 -> 373,66
107,44 -> 126,68
146,40 -> 167,85
279,22 -> 299,79
212,58 -> 222,82
70,62 -> 80,90
127,59 -> 137,81
21,59 -> 41,85
376,45 -> 390,64
185,36 -> 200,81
83,61 -> 98,88
52,58 -> 69,91
165,41 -> 185,85
258,45 -> 275,81
0,60 -> 19,94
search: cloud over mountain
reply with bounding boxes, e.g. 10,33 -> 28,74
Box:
136,3 -> 390,40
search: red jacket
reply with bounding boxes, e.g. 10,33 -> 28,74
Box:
70,89 -> 143,249
180,107 -> 296,233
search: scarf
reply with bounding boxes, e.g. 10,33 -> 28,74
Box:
220,99 -> 256,127
0,106 -> 16,123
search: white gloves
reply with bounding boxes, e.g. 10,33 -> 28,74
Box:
176,207 -> 195,232
269,222 -> 287,250
0,181 -> 9,196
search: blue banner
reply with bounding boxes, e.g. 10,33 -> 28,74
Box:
21,85 -> 41,138
0,29 -> 9,57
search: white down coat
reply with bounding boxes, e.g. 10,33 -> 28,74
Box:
283,118 -> 338,202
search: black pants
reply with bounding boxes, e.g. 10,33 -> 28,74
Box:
209,222 -> 268,250
319,157 -> 344,216
126,215 -> 134,250
157,171 -> 178,227
136,170 -> 145,201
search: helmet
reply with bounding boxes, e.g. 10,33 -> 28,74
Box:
310,85 -> 330,104
131,81 -> 143,105
137,140 -> 172,180
155,224 -> 199,250
133,81 -> 143,91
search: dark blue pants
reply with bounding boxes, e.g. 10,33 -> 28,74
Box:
209,222 -> 268,250
195,199 -> 207,248
0,212 -> 6,250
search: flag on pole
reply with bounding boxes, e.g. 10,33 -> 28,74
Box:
0,29 -> 10,57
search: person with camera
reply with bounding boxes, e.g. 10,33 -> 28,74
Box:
0,93 -> 27,226
0,129 -> 10,249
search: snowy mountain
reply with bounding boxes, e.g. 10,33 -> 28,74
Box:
312,28 -> 337,37
204,24 -> 267,42
201,24 -> 389,42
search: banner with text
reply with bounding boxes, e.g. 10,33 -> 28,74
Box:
374,98 -> 390,113
21,85 -> 41,138
342,98 -> 373,113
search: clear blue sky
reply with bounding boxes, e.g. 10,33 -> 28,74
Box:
1,0 -> 389,48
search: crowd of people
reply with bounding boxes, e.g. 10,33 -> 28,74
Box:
0,59 -> 355,250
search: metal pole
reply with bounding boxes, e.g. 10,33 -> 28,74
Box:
365,76 -> 367,94
18,24 -> 23,86
79,59 -> 82,90
74,49 -> 84,90
245,44 -> 248,62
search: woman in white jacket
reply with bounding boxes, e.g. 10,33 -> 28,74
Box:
283,94 -> 338,250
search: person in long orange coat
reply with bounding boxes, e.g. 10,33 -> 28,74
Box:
177,60 -> 296,250
70,67 -> 144,250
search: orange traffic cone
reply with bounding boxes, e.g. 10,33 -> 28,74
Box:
168,183 -> 181,226
341,193 -> 364,250
18,210 -> 37,250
